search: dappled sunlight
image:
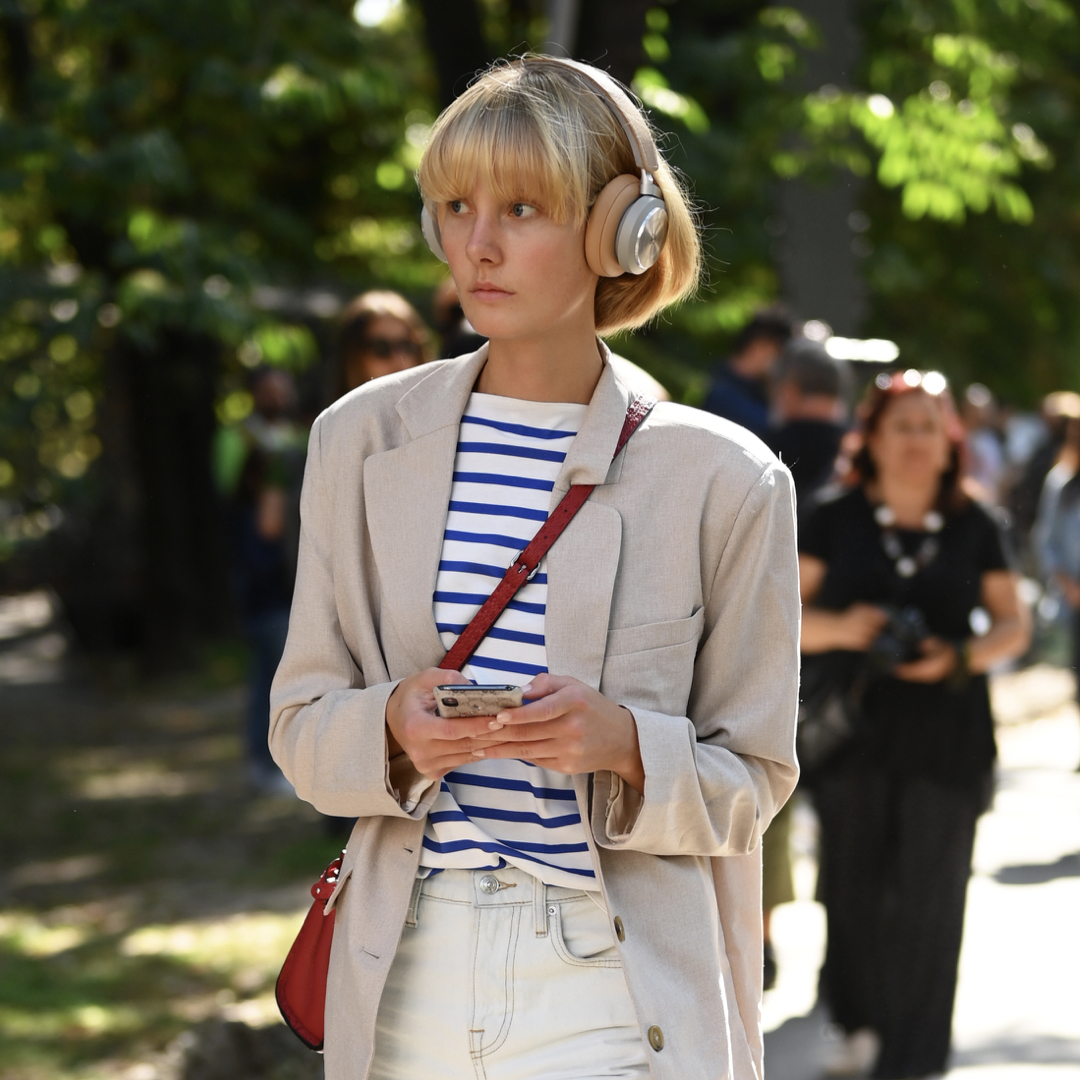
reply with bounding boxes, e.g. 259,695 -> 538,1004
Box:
120,911 -> 306,982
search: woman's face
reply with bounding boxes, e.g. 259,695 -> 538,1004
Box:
344,315 -> 421,391
436,177 -> 599,347
867,391 -> 952,488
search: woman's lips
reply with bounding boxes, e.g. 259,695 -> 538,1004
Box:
471,284 -> 513,300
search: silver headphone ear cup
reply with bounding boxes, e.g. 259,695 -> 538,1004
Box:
585,174 -> 642,277
420,205 -> 448,263
615,196 -> 668,275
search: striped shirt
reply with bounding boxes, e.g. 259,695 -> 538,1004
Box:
420,393 -> 597,889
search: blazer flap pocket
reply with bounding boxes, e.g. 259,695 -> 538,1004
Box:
322,863 -> 353,915
605,607 -> 704,658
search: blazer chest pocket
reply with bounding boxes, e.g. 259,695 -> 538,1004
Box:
600,608 -> 704,716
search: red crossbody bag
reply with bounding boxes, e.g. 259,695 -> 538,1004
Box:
275,395 -> 654,1051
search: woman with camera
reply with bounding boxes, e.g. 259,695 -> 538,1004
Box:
799,371 -> 1028,1080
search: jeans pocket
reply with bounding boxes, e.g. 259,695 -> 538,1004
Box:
548,896 -> 623,968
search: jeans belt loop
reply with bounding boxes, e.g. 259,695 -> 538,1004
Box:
405,876 -> 423,928
534,875 -> 548,937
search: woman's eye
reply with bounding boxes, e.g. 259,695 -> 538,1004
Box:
511,203 -> 537,219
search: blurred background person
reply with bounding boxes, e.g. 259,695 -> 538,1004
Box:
798,371 -> 1028,1079
962,382 -> 1006,506
758,334 -> 851,990
1012,391 -> 1080,571
703,304 -> 797,439
218,366 -> 307,794
334,289 -> 434,400
1034,406 -> 1080,768
767,336 -> 850,512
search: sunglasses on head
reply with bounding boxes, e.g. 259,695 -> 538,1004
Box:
364,337 -> 421,360
876,369 -> 948,396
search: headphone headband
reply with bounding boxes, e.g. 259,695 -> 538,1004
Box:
521,57 -> 660,174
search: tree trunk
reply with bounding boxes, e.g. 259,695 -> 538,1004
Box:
415,0 -> 493,109
575,0 -> 650,84
118,330 -> 232,672
775,0 -> 867,334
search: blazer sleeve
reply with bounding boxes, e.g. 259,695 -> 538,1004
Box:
268,416 -> 437,820
591,458 -> 801,857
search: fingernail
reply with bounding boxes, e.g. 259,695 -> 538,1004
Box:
496,712 -> 510,724
472,748 -> 486,758
488,720 -> 503,730
520,683 -> 533,695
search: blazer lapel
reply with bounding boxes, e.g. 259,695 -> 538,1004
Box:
544,351 -> 635,688
364,430 -> 459,673
363,348 -> 490,674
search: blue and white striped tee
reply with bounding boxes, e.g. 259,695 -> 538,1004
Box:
420,392 -> 597,889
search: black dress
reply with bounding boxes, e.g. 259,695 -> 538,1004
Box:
799,486 -> 1009,1079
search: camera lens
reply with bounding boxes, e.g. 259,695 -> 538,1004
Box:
440,697 -> 458,707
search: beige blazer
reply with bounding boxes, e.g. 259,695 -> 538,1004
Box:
270,344 -> 800,1080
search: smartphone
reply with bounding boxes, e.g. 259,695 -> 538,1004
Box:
434,684 -> 524,718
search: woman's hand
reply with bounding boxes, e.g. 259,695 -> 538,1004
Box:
831,603 -> 889,651
473,673 -> 646,795
893,636 -> 958,683
385,668 -> 514,781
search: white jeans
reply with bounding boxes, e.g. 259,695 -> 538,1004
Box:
370,866 -> 651,1080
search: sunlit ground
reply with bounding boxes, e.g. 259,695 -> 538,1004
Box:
2,593 -> 1079,1079
0,593 -> 338,1079
764,663 -> 1080,1080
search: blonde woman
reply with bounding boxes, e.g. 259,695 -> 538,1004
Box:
271,57 -> 799,1080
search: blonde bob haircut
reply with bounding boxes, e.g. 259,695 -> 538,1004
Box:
416,56 -> 702,336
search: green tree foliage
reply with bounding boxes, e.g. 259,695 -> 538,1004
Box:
0,0 -> 438,557
3,0 -> 1080,656
619,0 -> 1080,403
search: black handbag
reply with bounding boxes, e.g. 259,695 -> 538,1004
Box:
796,653 -> 869,775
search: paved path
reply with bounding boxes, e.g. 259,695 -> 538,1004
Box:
763,666 -> 1080,1080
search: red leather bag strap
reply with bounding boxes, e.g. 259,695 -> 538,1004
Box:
439,394 -> 655,673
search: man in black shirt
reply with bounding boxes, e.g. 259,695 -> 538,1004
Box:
767,337 -> 850,513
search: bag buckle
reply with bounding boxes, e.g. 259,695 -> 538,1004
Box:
510,550 -> 540,583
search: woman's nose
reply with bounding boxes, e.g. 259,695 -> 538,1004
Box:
466,214 -> 501,263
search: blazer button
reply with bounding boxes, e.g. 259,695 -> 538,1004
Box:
613,916 -> 625,942
647,1025 -> 664,1051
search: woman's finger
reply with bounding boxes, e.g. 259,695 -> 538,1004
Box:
496,685 -> 580,726
469,719 -> 560,746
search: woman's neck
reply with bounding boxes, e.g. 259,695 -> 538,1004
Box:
871,474 -> 940,528
475,331 -> 603,404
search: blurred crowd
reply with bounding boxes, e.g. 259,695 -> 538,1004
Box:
218,287 -> 1075,1080
705,304 -> 1078,1080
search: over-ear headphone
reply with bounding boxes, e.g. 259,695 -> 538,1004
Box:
420,57 -> 669,278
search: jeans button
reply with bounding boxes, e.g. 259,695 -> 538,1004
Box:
478,874 -> 500,894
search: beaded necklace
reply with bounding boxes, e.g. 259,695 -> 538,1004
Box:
874,504 -> 944,579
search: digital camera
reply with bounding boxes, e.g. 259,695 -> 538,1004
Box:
868,605 -> 931,670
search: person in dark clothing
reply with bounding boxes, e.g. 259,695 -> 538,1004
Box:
759,337 -> 850,991
703,305 -> 796,439
226,368 -> 307,793
1011,391 -> 1080,573
799,371 -> 1029,1079
767,337 -> 849,510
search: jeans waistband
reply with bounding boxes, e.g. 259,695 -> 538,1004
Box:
406,866 -> 606,934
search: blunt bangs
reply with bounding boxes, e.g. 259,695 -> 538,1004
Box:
417,66 -> 611,228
